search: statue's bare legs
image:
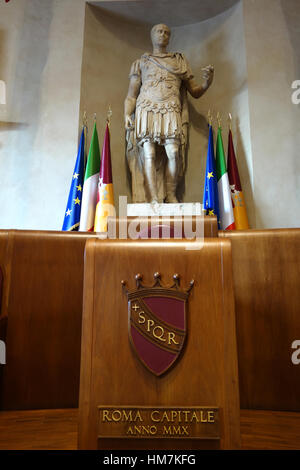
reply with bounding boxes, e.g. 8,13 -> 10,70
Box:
143,140 -> 179,203
164,141 -> 179,203
143,141 -> 158,203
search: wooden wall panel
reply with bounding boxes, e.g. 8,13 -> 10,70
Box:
0,230 -> 11,325
0,231 -> 10,395
220,229 -> 300,410
0,230 -> 95,410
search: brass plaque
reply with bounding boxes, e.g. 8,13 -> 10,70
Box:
98,406 -> 220,439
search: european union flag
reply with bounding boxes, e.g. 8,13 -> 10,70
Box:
62,127 -> 85,231
203,125 -> 220,228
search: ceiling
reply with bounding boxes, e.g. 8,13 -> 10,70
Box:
90,0 -> 240,26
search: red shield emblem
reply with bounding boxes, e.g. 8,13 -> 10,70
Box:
122,273 -> 194,376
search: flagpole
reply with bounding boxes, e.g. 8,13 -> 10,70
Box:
106,105 -> 112,128
83,110 -> 87,128
208,109 -> 213,127
216,111 -> 222,129
83,111 -> 88,169
228,113 -> 232,131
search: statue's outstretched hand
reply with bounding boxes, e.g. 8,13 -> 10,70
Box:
125,115 -> 134,131
202,65 -> 214,89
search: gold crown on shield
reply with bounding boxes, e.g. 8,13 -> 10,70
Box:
121,273 -> 194,298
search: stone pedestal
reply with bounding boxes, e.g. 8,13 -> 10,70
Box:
127,202 -> 203,217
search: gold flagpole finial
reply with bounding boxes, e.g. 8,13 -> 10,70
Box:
106,105 -> 112,126
228,112 -> 232,131
217,111 -> 222,128
94,112 -> 97,122
208,109 -> 213,126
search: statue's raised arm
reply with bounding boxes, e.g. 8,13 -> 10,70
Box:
124,24 -> 214,204
185,65 -> 214,99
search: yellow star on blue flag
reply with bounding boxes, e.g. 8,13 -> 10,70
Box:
62,127 -> 85,231
203,125 -> 220,228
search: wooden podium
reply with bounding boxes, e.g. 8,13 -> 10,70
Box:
78,236 -> 240,449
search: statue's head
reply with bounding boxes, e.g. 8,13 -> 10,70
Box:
151,24 -> 171,48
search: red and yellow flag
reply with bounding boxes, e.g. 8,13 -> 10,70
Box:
94,124 -> 114,232
227,130 -> 249,230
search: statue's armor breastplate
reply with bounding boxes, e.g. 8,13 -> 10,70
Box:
137,59 -> 182,113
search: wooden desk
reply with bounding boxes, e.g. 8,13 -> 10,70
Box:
220,228 -> 300,410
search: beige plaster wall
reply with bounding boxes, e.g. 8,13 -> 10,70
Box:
79,4 -> 151,206
0,0 -> 299,229
170,2 -> 254,223
243,0 -> 300,228
0,0 -> 86,230
81,1 -> 253,221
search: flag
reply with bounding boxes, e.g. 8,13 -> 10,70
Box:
94,123 -> 114,232
216,126 -> 235,230
203,125 -> 220,227
79,122 -> 101,232
62,127 -> 85,231
227,129 -> 249,229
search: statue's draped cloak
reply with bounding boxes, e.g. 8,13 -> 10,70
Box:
126,52 -> 193,203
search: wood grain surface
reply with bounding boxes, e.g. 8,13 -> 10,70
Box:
1,408 -> 299,450
219,228 -> 300,411
0,230 -> 11,326
0,219 -> 216,412
1,225 -> 299,415
0,230 -> 95,411
78,238 -> 240,450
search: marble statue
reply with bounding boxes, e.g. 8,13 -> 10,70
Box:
124,23 -> 214,203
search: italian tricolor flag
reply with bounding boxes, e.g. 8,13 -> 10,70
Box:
79,122 -> 101,232
216,127 -> 235,230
